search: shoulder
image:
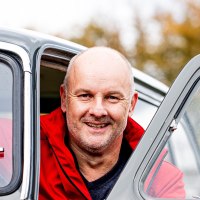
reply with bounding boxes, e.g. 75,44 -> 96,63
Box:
40,107 -> 65,139
124,117 -> 144,150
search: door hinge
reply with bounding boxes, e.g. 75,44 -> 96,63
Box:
169,119 -> 178,132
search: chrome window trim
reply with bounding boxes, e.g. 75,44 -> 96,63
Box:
0,42 -> 31,199
20,72 -> 32,200
132,68 -> 169,94
0,42 -> 31,72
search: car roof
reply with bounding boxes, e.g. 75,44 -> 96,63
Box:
0,27 -> 86,53
133,68 -> 168,93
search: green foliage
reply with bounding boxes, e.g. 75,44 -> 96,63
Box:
67,0 -> 200,85
139,0 -> 200,85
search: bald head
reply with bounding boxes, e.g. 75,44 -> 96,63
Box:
64,47 -> 135,96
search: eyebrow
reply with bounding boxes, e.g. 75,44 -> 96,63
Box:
73,89 -> 92,94
74,88 -> 125,97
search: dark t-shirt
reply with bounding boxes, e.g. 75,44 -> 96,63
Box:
81,139 -> 132,200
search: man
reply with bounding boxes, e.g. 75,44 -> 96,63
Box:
39,47 -> 185,200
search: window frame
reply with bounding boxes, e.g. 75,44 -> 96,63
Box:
0,52 -> 23,195
36,44 -> 84,114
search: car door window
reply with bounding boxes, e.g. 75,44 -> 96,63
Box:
133,84 -> 200,199
132,98 -> 158,129
143,82 -> 200,199
40,48 -> 78,114
176,87 -> 200,198
0,52 -> 23,195
40,66 -> 65,114
0,62 -> 12,187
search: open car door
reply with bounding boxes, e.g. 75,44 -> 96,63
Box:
107,55 -> 200,200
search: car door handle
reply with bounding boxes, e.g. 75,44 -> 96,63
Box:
0,147 -> 4,158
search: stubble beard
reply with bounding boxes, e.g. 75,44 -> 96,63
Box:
69,119 -> 125,155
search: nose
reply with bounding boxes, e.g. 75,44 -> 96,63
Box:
88,97 -> 108,117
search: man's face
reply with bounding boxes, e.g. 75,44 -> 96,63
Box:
60,50 -> 138,154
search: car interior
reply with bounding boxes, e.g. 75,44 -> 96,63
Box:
40,48 -> 75,113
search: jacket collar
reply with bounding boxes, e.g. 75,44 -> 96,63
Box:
42,107 -> 145,150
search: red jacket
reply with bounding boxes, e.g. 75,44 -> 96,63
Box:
39,108 -> 185,200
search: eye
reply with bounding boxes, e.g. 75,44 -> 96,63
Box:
78,93 -> 92,101
106,95 -> 120,103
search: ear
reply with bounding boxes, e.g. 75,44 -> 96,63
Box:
128,91 -> 138,117
60,84 -> 67,113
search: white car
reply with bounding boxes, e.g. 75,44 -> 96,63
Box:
0,28 -> 200,199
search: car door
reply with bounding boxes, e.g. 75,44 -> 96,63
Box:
107,55 -> 200,199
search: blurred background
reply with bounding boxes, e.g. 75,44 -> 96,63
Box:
1,0 -> 200,85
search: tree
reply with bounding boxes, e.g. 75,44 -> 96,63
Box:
66,0 -> 200,85
68,22 -> 127,55
133,0 -> 200,85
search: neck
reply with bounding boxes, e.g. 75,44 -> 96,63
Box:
70,135 -> 123,182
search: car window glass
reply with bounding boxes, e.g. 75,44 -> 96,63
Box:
177,86 -> 200,198
0,63 -> 13,187
132,98 -> 158,129
168,122 -> 199,171
167,122 -> 199,199
185,86 -> 200,149
142,85 -> 200,199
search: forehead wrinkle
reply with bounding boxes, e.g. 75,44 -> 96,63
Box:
69,64 -> 131,99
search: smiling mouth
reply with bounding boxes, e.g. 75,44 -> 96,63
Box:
85,122 -> 109,128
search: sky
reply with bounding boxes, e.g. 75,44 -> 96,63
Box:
0,0 -> 183,44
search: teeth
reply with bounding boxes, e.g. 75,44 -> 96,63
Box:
87,123 -> 107,128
